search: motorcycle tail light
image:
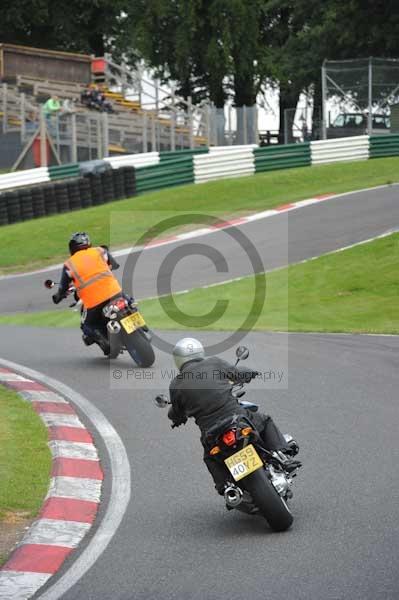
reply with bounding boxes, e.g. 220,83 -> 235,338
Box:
241,427 -> 253,436
210,446 -> 220,455
115,298 -> 127,310
222,430 -> 237,447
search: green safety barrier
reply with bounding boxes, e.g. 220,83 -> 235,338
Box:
254,142 -> 311,172
369,135 -> 399,158
136,155 -> 195,193
48,163 -> 80,180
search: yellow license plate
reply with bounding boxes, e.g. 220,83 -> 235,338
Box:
120,311 -> 146,334
224,444 -> 263,482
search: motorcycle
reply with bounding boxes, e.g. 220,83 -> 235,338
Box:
44,279 -> 155,368
155,346 -> 299,531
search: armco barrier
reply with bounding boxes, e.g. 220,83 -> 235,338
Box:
105,152 -> 160,169
0,167 -> 49,191
48,163 -> 80,180
159,148 -> 209,162
369,134 -> 399,158
310,136 -> 369,165
193,147 -> 255,183
135,155 -> 194,193
254,143 -> 311,173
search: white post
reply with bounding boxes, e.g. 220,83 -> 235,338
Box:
142,111 -> 148,152
228,103 -> 232,145
71,113 -> 77,162
151,113 -> 156,151
20,92 -> 26,142
2,83 -> 7,133
321,61 -> 327,139
243,105 -> 248,145
368,57 -> 373,134
188,96 -> 194,149
102,112 -> 109,157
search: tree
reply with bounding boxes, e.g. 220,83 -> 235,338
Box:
0,0 -> 129,56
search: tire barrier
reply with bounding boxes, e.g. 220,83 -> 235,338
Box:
43,184 -> 58,216
53,181 -> 70,213
0,166 -> 137,227
79,177 -> 92,208
112,168 -> 125,200
4,191 -> 22,224
32,187 -> 46,219
86,173 -> 105,206
121,166 -> 136,197
20,189 -> 34,221
101,170 -> 115,204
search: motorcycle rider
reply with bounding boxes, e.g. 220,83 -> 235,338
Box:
168,337 -> 301,498
52,232 -> 121,354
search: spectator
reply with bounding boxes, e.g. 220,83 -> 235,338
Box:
43,94 -> 61,120
81,85 -> 114,113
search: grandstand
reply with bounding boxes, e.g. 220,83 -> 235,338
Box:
0,43 -> 209,169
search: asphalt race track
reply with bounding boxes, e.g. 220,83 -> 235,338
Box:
1,184 -> 399,313
1,185 -> 399,599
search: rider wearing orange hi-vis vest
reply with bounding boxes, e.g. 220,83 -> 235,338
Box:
52,232 -> 122,354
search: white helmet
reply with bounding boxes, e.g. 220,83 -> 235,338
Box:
173,337 -> 205,370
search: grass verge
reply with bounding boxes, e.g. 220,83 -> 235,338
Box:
1,232 -> 398,334
0,385 -> 51,565
1,157 -> 398,274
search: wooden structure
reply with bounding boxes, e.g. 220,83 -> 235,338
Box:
0,43 -> 91,84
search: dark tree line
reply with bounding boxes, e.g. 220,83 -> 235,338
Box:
2,0 -> 399,135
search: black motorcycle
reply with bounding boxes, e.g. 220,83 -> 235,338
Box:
44,279 -> 155,368
155,347 -> 298,531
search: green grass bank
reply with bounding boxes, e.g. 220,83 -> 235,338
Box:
1,232 -> 397,334
1,157 -> 398,274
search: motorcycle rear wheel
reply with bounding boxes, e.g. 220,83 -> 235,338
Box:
242,468 -> 293,531
122,329 -> 155,368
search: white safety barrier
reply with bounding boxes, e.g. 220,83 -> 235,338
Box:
105,152 -> 160,169
194,147 -> 255,183
208,144 -> 258,153
310,136 -> 369,165
0,167 -> 49,191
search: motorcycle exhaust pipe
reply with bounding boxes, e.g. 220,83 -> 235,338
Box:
107,320 -> 121,334
224,485 -> 243,508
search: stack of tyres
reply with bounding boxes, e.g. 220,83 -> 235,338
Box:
112,168 -> 126,200
79,177 -> 92,208
0,195 -> 8,226
86,173 -> 104,205
5,191 -> 22,224
20,188 -> 34,221
54,181 -> 70,213
67,179 -> 82,211
32,187 -> 46,218
101,171 -> 115,203
121,166 -> 136,197
43,184 -> 58,215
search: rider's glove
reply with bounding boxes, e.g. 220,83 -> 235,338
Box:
52,292 -> 63,304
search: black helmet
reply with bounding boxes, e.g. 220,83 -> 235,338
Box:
69,232 -> 91,255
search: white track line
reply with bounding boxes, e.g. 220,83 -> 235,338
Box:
0,358 -> 131,600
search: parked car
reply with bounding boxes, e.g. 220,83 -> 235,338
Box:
327,113 -> 390,138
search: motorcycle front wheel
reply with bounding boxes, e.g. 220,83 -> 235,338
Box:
122,329 -> 155,368
242,468 -> 293,532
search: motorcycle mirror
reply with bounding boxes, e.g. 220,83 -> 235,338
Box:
154,394 -> 169,408
44,279 -> 55,289
236,346 -> 249,361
